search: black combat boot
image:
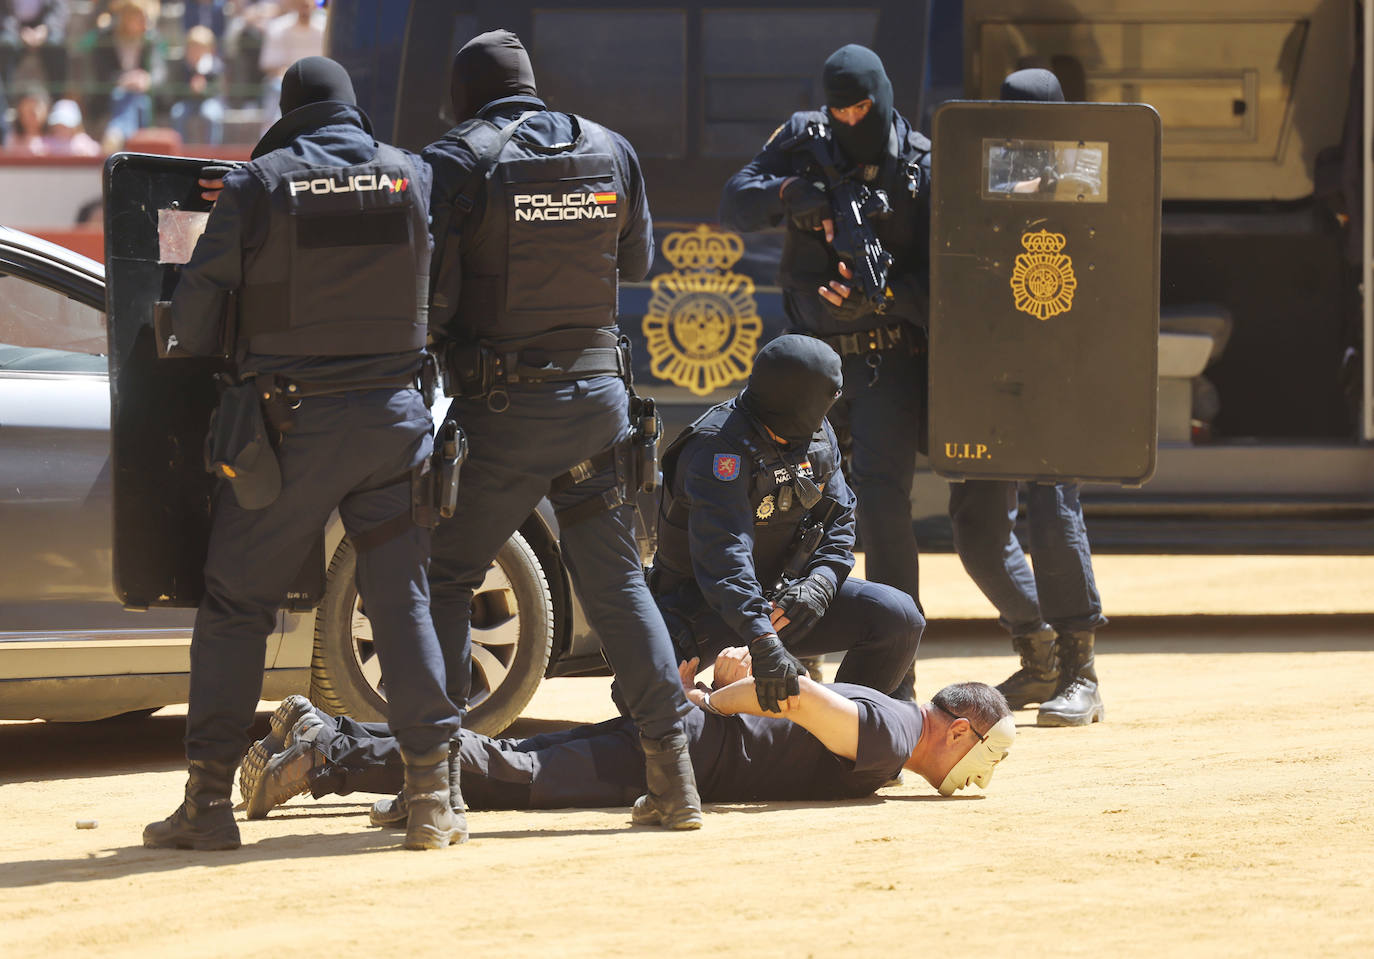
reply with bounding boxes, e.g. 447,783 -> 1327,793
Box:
631,731 -> 703,830
1037,631 -> 1105,727
242,714 -> 326,819
399,743 -> 467,850
143,759 -> 242,850
369,788 -> 407,827
996,625 -> 1060,708
239,695 -> 315,808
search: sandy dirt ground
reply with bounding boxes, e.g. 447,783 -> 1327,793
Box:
2,557 -> 1373,958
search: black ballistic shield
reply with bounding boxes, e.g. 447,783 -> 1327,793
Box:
104,153 -> 323,608
929,102 -> 1161,485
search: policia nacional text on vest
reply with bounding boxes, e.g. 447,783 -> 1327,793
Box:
429,111 -> 659,519
239,142 -> 429,357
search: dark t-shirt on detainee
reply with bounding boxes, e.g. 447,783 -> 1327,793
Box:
686,682 -> 924,802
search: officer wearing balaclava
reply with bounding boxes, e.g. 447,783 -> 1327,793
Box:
652,335 -> 923,714
721,45 -> 932,698
146,56 -> 462,853
947,68 -> 1108,730
408,30 -> 704,833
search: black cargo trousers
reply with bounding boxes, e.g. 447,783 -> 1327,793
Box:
185,388 -> 460,762
307,711 -> 651,810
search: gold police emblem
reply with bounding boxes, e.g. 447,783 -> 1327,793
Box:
756,494 -> 775,520
643,226 -> 764,396
1009,229 -> 1077,321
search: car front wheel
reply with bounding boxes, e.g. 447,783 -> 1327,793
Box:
309,530 -> 555,736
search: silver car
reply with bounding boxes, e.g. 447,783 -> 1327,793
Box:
0,227 -> 606,733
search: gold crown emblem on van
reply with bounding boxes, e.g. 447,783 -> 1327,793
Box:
643,225 -> 763,396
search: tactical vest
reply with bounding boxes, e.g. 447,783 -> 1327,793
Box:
237,143 -> 429,356
447,114 -> 622,343
655,401 -> 839,587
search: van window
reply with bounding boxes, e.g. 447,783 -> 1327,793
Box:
701,8 -> 881,156
532,10 -> 687,158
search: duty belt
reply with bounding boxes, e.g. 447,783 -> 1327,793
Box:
496,345 -> 626,385
248,371 -> 421,400
246,370 -> 422,433
438,329 -> 629,407
820,323 -> 920,358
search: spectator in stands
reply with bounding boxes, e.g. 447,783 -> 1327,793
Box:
79,0 -> 165,147
3,81 -> 46,152
169,24 -> 223,144
0,0 -> 69,100
256,0 -> 322,129
223,1 -> 274,109
183,0 -> 227,38
44,96 -> 98,154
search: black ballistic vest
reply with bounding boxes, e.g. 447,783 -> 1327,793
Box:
238,143 -> 430,356
656,401 -> 840,589
450,114 -> 621,343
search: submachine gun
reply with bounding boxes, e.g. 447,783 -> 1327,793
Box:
782,119 -> 895,315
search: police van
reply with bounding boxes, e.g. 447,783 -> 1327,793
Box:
324,0 -> 1374,554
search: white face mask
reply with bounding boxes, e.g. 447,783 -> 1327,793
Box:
938,714 -> 1016,796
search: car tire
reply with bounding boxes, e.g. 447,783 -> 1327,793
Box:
309,531 -> 555,736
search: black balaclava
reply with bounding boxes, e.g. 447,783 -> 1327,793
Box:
279,56 -> 357,115
1000,68 -> 1065,103
822,43 -> 894,164
740,335 -> 843,445
450,29 -> 537,122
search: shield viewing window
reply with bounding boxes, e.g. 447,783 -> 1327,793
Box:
983,139 -> 1109,202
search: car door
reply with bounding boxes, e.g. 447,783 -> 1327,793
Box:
0,235 -> 197,695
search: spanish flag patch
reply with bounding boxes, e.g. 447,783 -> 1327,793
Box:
592,191 -> 617,205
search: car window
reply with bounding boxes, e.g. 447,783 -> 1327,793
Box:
0,272 -> 107,373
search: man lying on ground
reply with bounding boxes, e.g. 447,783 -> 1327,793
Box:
240,651 -> 1014,820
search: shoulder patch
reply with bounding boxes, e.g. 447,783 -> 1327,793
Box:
712,453 -> 742,482
764,123 -> 786,148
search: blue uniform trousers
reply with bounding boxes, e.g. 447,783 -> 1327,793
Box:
185,388 -> 459,762
428,375 -> 691,740
947,480 -> 1107,637
824,347 -> 925,609
659,576 -> 923,696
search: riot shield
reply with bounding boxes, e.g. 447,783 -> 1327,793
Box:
104,153 -> 323,609
929,102 -> 1161,485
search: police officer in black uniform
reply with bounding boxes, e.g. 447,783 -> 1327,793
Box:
142,57 -> 463,852
720,45 -> 932,695
947,69 -> 1107,727
408,30 -> 701,830
652,335 -> 923,711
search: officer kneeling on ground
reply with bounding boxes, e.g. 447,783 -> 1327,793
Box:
400,30 -> 702,831
650,335 -> 924,713
144,57 -> 463,851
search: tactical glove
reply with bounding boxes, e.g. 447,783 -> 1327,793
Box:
749,635 -> 807,713
774,571 -> 836,642
781,178 -> 831,233
822,268 -> 882,323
